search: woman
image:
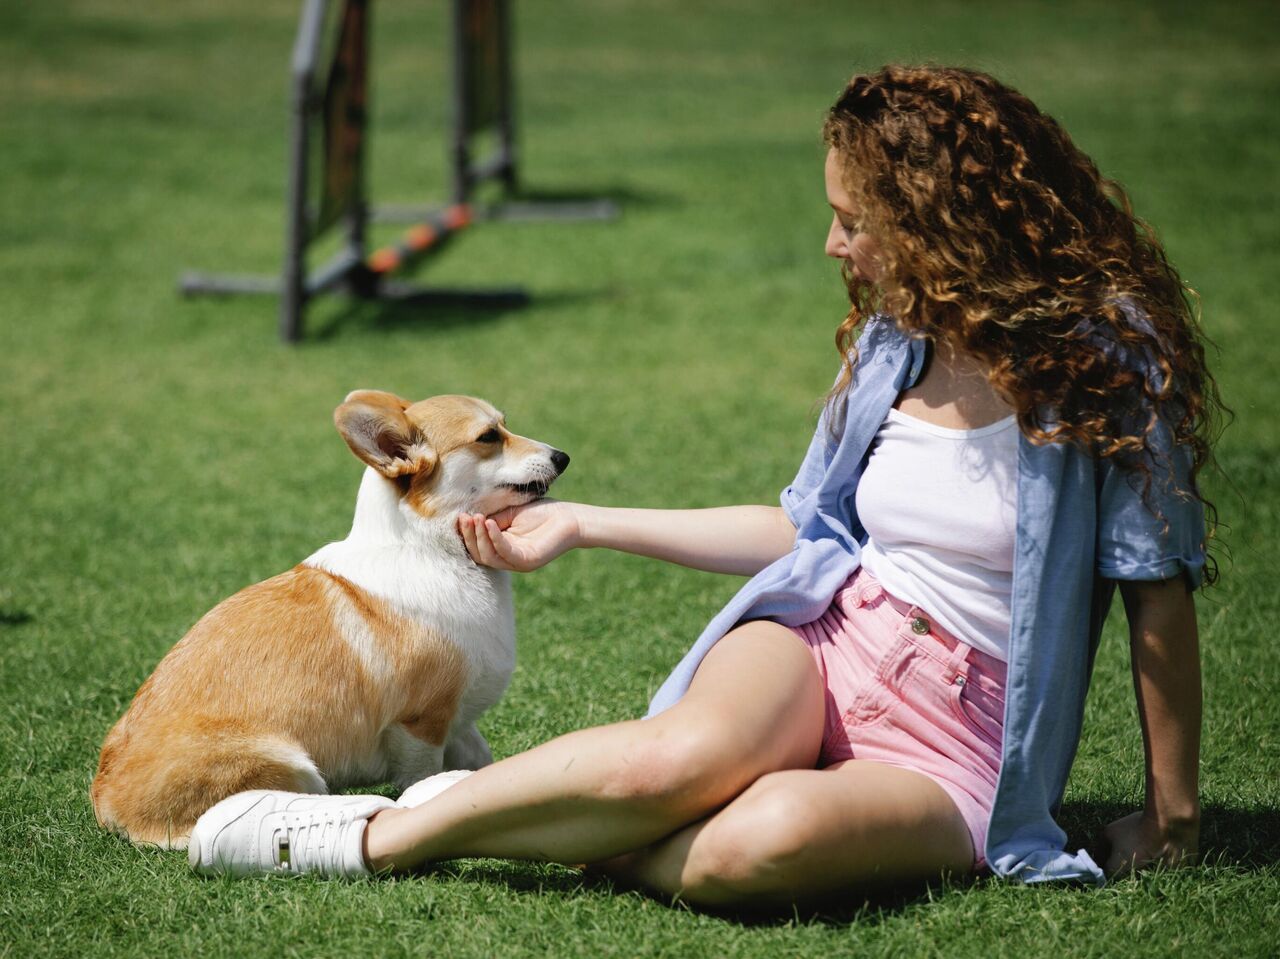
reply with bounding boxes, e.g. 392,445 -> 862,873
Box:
189,65 -> 1218,904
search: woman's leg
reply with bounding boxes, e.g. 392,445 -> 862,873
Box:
364,620 -> 825,871
601,759 -> 974,907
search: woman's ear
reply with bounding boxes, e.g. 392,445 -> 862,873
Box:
333,390 -> 437,479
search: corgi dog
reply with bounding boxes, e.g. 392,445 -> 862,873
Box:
91,391 -> 568,849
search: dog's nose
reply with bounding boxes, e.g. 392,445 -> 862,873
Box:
550,449 -> 570,475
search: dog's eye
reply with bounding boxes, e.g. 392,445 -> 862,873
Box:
476,429 -> 502,444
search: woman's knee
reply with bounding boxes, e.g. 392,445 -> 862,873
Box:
676,766 -> 979,907
592,717 -> 746,814
678,783 -> 817,906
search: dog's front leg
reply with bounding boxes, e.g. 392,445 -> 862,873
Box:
443,722 -> 493,771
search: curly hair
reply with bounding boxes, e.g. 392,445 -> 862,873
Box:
822,64 -> 1225,581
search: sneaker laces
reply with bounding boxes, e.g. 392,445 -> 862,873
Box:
270,806 -> 363,876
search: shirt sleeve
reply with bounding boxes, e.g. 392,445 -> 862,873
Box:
779,411 -> 836,528
1095,419 -> 1207,587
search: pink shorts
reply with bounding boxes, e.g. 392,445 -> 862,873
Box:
788,568 -> 1006,868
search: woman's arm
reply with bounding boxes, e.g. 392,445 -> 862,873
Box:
1102,576 -> 1202,876
458,501 -> 797,576
576,503 -> 798,575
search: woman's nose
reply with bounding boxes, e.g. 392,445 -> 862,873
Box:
825,218 -> 847,259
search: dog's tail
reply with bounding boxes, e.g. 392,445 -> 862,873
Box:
92,725 -> 325,850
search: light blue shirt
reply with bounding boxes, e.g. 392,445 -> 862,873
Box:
646,316 -> 1205,885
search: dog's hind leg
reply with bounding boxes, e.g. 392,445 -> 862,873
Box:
94,734 -> 326,850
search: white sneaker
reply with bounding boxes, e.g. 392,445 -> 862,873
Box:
188,790 -> 396,878
396,769 -> 474,809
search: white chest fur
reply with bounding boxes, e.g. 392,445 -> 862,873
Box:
303,469 -> 517,727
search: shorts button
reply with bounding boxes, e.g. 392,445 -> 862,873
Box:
910,616 -> 930,635
954,675 -> 966,686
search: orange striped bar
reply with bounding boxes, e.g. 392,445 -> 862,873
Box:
443,204 -> 471,230
366,204 -> 472,276
406,224 -> 438,251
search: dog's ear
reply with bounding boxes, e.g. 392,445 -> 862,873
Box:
334,390 -> 437,479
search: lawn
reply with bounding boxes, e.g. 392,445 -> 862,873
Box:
1,0 -> 1277,956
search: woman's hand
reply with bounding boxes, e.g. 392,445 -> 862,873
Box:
1100,809 -> 1200,878
458,498 -> 584,571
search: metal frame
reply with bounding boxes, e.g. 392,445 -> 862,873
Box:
451,0 -> 515,202
180,0 -> 613,342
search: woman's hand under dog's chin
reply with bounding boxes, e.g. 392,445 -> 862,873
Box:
458,499 -> 585,572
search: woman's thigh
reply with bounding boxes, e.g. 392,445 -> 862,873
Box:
364,621 -> 827,870
609,758 -> 974,907
649,619 -> 826,801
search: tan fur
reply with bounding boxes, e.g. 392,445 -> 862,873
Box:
399,394 -> 544,461
396,395 -> 548,519
93,391 -> 563,849
91,566 -> 467,847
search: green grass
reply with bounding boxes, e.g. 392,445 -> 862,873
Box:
2,0 -> 1278,955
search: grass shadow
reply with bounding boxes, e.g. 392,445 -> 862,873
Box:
679,875 -> 967,928
410,858 -> 974,927
490,182 -> 681,214
0,608 -> 34,626
1057,799 -> 1280,871
413,859 -> 606,897
304,286 -> 614,343
399,797 -> 1280,925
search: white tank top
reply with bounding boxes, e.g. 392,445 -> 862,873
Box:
856,407 -> 1019,661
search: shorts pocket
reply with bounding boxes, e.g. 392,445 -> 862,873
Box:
824,640 -> 921,760
946,674 -> 1004,749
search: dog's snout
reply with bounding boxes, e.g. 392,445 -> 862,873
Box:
550,449 -> 570,475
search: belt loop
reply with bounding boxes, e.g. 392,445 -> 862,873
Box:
943,640 -> 972,681
854,573 -> 882,608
